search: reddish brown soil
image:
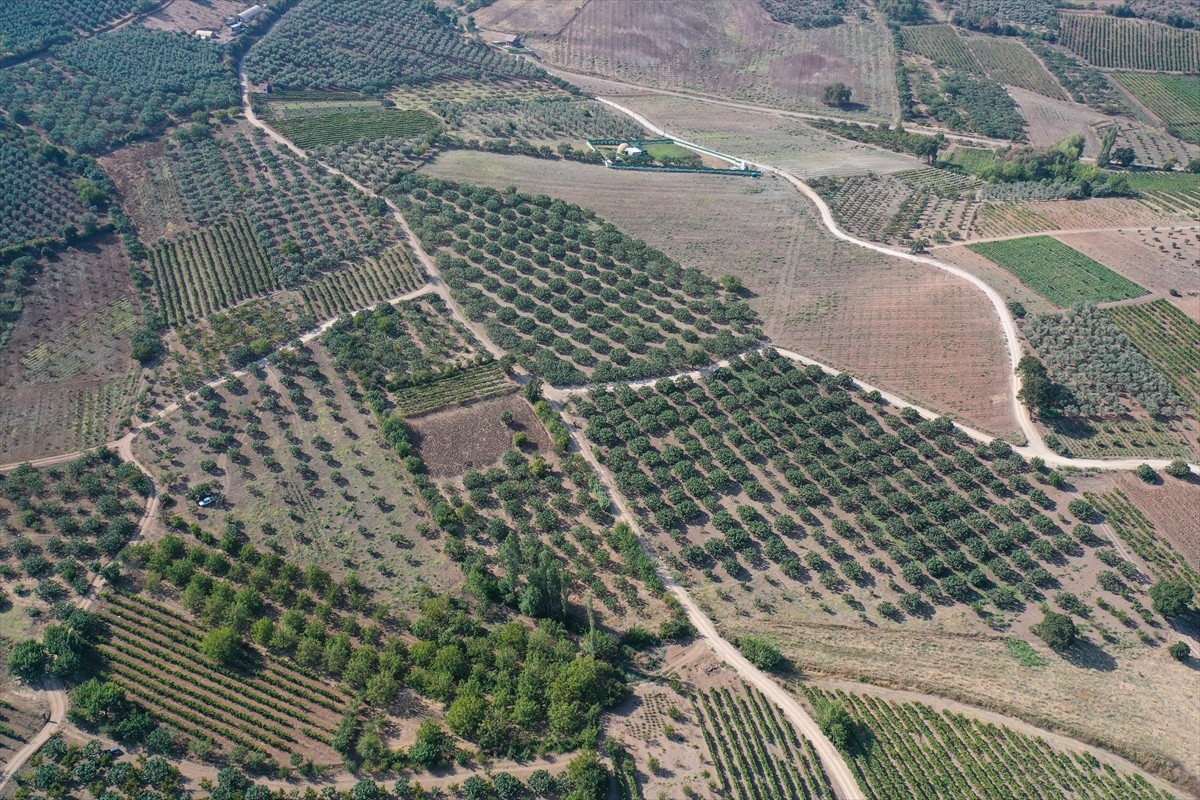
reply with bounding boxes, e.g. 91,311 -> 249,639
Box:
141,0 -> 243,36
100,138 -> 194,242
1113,473 -> 1200,571
409,393 -> 549,478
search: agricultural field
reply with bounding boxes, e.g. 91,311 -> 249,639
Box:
942,0 -> 1061,28
1108,121 -> 1200,168
506,0 -> 900,119
99,137 -> 194,242
965,38 -> 1065,98
0,28 -> 239,153
163,121 -> 397,292
1024,39 -> 1133,116
422,150 -> 1018,437
0,120 -> 98,249
802,687 -> 1182,800
695,682 -> 835,799
299,246 -> 426,321
968,236 -> 1148,306
1086,483 -> 1200,593
1105,299 -> 1200,413
1059,13 -> 1200,72
268,107 -> 441,150
1104,474 -> 1200,574
1112,73 -> 1200,146
245,0 -> 541,93
901,25 -> 979,72
0,236 -> 143,462
390,172 -> 762,387
1005,87 -> 1104,154
1055,229 -> 1200,321
814,168 -> 982,245
1124,171 -> 1200,214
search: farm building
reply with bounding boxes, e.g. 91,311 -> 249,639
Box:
225,4 -> 263,29
616,142 -> 643,156
193,29 -> 216,40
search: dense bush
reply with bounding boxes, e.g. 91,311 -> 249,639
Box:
0,0 -> 146,61
757,0 -> 853,29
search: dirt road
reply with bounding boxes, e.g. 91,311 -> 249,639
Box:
0,677 -> 65,795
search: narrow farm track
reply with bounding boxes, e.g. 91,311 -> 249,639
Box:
593,97 -> 1199,474
940,224 -> 1200,249
0,678 -> 65,795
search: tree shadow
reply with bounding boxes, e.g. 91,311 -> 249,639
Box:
1061,639 -> 1117,672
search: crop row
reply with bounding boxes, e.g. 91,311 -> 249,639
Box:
151,215 -> 277,326
300,246 -> 426,320
694,684 -> 834,800
901,25 -> 981,72
392,361 -> 515,417
1104,299 -> 1200,413
965,38 -> 1066,100
1112,73 -> 1200,146
106,592 -> 347,710
1060,13 -> 1200,72
1024,39 -> 1132,115
803,688 -> 1175,800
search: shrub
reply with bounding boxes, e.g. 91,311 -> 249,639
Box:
1164,460 -> 1192,479
737,636 -> 785,673
1134,464 -> 1158,483
1150,579 -> 1194,618
817,701 -> 856,750
1168,642 -> 1191,661
1033,610 -> 1077,651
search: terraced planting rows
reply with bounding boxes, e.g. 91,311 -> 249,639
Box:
1086,488 -> 1200,594
1112,73 -> 1200,146
391,361 -> 514,417
802,688 -> 1179,800
901,25 -> 980,71
571,351 -> 1158,623
270,108 -> 440,149
390,173 -> 761,387
99,592 -> 346,761
150,215 -> 278,326
1105,299 -> 1200,413
693,683 -> 835,800
1059,13 -> 1200,72
969,236 -> 1147,306
300,246 -> 426,320
965,38 -> 1066,99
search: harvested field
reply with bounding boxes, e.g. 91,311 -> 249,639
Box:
1056,229 -> 1200,322
1007,87 -> 1103,155
408,393 -> 544,478
572,89 -> 920,177
0,236 -> 142,462
502,0 -> 899,119
422,150 -> 1019,437
473,0 -> 584,35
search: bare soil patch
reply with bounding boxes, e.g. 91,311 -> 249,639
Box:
474,0 -> 582,36
140,0 -> 242,36
0,235 -> 143,462
1008,87 -> 1104,154
1056,228 -> 1200,322
502,0 -> 899,120
409,393 -> 545,478
100,137 -> 194,242
424,150 -> 1019,438
0,670 -> 49,764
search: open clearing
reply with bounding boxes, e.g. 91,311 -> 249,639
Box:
479,0 -> 899,120
141,0 -> 243,37
408,393 -> 543,478
1055,229 -> 1200,322
424,150 -> 1019,438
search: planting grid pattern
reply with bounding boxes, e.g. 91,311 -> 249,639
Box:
965,37 -> 1066,100
1086,488 -> 1200,595
968,236 -> 1148,306
1105,299 -> 1200,414
1112,73 -> 1200,146
1060,13 -> 1200,72
299,246 -> 426,321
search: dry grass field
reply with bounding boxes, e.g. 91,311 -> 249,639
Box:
1007,87 -> 1104,155
100,137 -> 195,242
478,0 -> 900,120
424,150 -> 1019,438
